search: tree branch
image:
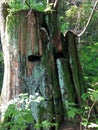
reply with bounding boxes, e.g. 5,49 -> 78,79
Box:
78,0 -> 98,37
53,0 -> 60,10
46,0 -> 60,10
25,0 -> 31,9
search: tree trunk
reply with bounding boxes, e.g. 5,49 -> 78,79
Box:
0,1 -> 85,130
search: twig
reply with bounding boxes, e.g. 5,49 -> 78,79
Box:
53,0 -> 60,10
86,100 -> 96,128
25,0 -> 31,9
46,0 -> 60,10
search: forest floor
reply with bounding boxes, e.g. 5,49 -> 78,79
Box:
59,119 -> 83,130
59,119 -> 96,130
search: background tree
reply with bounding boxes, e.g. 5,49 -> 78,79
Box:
60,0 -> 98,44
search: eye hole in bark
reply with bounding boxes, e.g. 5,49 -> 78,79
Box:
28,55 -> 41,62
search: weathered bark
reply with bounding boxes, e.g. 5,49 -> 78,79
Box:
0,1 -> 85,130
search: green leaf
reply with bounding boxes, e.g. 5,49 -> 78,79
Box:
88,123 -> 98,128
81,121 -> 88,127
42,120 -> 51,128
67,108 -> 78,119
35,122 -> 42,129
92,91 -> 98,101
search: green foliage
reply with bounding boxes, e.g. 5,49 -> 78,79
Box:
88,123 -> 98,128
59,4 -> 80,32
2,104 -> 33,130
65,101 -> 79,119
5,0 -> 47,34
35,120 -> 58,129
80,88 -> 98,129
5,0 -> 46,12
1,94 -> 34,130
78,39 -> 98,129
79,42 -> 98,87
66,5 -> 78,18
82,88 -> 98,102
0,93 -> 57,129
64,87 -> 98,129
6,12 -> 16,36
59,16 -> 69,33
59,0 -> 95,35
44,3 -> 55,12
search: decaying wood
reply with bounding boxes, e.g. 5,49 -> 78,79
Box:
0,3 -> 85,129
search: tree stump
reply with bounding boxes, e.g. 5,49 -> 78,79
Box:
0,2 -> 85,129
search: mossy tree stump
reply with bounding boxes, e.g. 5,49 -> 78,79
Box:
0,0 -> 85,129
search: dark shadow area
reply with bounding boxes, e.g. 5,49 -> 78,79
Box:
55,51 -> 65,59
0,34 -> 4,94
28,55 -> 42,62
0,63 -> 4,91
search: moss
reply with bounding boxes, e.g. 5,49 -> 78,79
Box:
6,12 -> 18,33
57,58 -> 75,102
5,0 -> 46,13
6,14 -> 17,46
42,50 -> 51,76
6,12 -> 24,46
2,3 -> 9,20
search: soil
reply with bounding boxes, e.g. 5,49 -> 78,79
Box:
59,119 -> 96,130
59,119 -> 83,130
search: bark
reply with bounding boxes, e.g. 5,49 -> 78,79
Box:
0,1 -> 85,130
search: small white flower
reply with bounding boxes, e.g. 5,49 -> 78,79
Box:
35,93 -> 39,96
